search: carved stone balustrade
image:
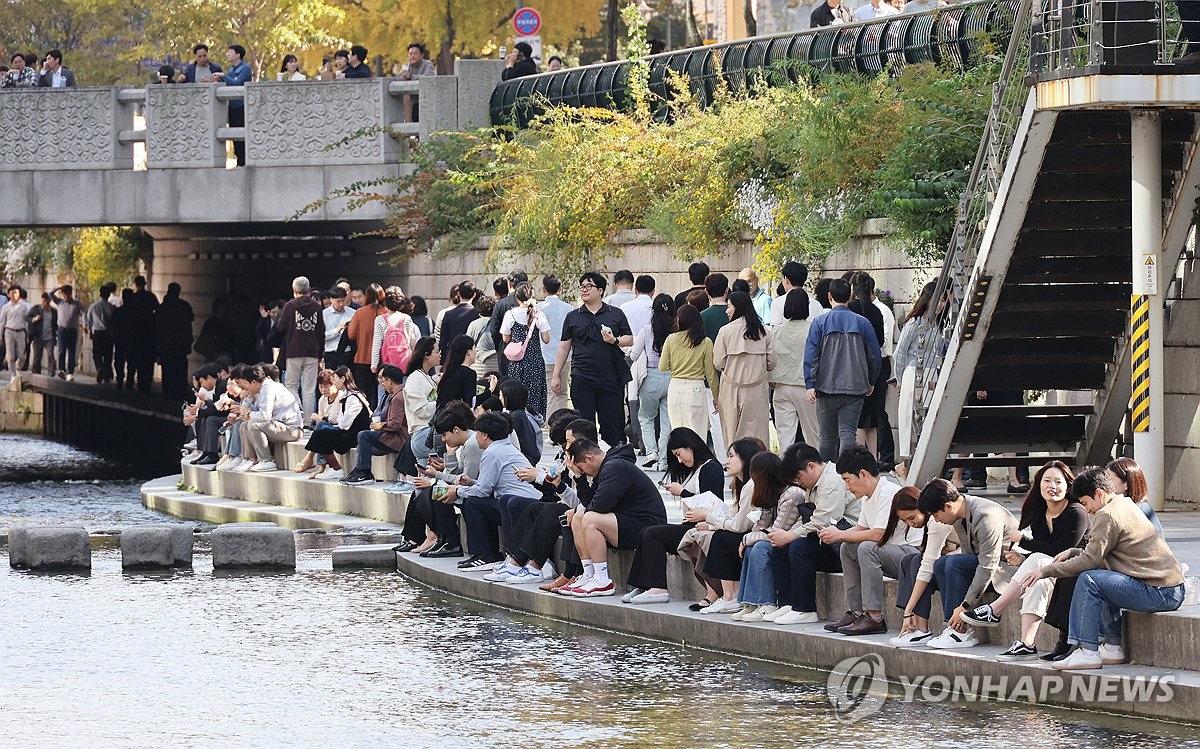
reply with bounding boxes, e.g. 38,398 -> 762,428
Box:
0,87 -> 133,170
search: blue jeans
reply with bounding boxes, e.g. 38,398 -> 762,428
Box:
737,541 -> 777,606
638,369 -> 671,461
933,553 -> 980,622
1068,569 -> 1184,650
815,392 -> 864,462
355,430 -> 393,472
225,422 -> 242,457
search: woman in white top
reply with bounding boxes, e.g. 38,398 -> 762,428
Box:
301,367 -> 370,480
678,437 -> 766,614
892,281 -> 949,462
769,288 -> 819,450
403,336 -> 440,432
499,282 -> 552,416
889,486 -> 956,647
276,55 -> 307,81
293,368 -> 342,473
372,286 -> 420,372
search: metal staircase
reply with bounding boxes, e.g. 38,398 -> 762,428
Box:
908,0 -> 1200,483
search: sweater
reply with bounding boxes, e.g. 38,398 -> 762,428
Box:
456,438 -> 542,501
347,304 -> 384,366
659,332 -> 719,400
1042,495 -> 1184,587
251,378 -> 302,429
275,295 -> 325,360
1018,501 -> 1089,557
678,460 -> 725,498
743,486 -> 806,546
586,443 -> 668,524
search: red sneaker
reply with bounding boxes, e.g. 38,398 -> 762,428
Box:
572,579 -> 615,597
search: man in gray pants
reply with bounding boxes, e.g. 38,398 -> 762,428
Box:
1,285 -> 31,374
817,446 -> 923,635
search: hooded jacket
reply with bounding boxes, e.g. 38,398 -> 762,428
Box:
587,443 -> 667,525
275,294 -> 325,360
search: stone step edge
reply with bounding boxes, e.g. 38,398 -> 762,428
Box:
140,476 -> 404,532
394,552 -> 1200,725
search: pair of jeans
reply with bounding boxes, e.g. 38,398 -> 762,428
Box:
737,541 -> 777,606
1068,569 -> 1185,649
815,392 -> 864,462
462,493 -> 502,558
56,327 -> 78,375
638,368 -> 671,461
571,383 -> 627,446
933,552 -> 980,622
355,429 -> 394,472
285,356 -> 319,419
771,533 -> 843,612
91,330 -> 114,383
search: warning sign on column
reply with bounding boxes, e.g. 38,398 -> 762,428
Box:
1136,254 -> 1158,296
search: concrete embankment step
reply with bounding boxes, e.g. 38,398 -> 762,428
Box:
141,475 -> 405,532
394,551 -> 1200,724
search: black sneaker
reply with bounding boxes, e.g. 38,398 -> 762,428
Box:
996,641 -> 1039,661
457,554 -> 499,570
1040,640 -> 1073,662
1006,483 -> 1031,494
426,545 -> 464,558
961,603 -> 1002,628
340,470 -> 375,485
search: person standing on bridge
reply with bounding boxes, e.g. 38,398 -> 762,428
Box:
275,276 -> 325,420
50,284 -> 84,382
213,45 -> 252,166
178,44 -> 222,83
2,285 -> 31,375
2,53 -> 38,88
344,45 -> 372,79
84,283 -> 116,385
25,293 -> 56,377
156,282 -> 195,403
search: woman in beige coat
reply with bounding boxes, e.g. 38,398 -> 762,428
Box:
714,291 -> 776,446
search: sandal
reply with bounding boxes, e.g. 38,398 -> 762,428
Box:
308,465 -> 326,480
689,598 -> 716,612
293,461 -> 315,473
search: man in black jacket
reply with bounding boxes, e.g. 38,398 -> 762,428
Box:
558,440 -> 667,597
438,280 -> 478,356
502,42 -> 539,80
811,0 -> 853,26
274,276 -> 325,419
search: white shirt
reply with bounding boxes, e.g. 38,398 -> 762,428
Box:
322,305 -> 354,352
855,1 -> 898,20
620,294 -> 654,336
770,291 -> 826,327
276,72 -> 307,81
860,477 -> 922,547
873,297 -> 896,357
902,0 -> 940,13
500,306 -> 551,336
51,69 -> 66,88
604,288 -> 636,307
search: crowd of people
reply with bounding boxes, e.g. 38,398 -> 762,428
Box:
169,266 -> 1189,671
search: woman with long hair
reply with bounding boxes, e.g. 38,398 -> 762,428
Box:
300,367 -> 370,480
437,334 -> 478,410
1106,457 -> 1165,536
371,286 -> 420,374
410,295 -> 432,337
769,288 -> 819,449
659,304 -> 718,438
630,293 -> 676,470
959,461 -> 1088,660
678,437 -> 766,614
713,290 -> 775,446
893,280 -> 950,462
500,282 -> 552,417
277,54 -> 306,81
347,282 -> 386,408
888,487 -> 952,647
622,427 -> 725,605
403,336 -> 440,432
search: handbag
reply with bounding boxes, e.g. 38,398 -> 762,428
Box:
503,307 -> 537,362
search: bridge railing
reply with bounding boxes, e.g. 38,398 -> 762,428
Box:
0,60 -> 503,171
1030,0 -> 1187,74
490,0 -> 1019,128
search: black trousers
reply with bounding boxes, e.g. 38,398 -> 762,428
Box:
91,330 -> 114,383
114,343 -> 129,386
560,522 -> 583,577
354,363 -> 378,408
703,529 -> 746,582
161,353 -> 191,404
626,522 -> 691,590
571,383 -> 626,446
403,487 -> 460,545
132,347 -> 155,394
198,414 -> 225,454
229,106 -> 246,166
1044,573 -> 1078,634
771,533 -> 842,612
894,550 -> 937,619
510,501 -> 569,567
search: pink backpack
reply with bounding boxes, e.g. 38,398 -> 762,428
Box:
381,314 -> 411,369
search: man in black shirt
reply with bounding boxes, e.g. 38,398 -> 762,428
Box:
552,272 -> 633,446
438,280 -> 478,356
344,45 -> 372,78
674,261 -> 709,311
502,41 -> 539,80
811,0 -> 853,26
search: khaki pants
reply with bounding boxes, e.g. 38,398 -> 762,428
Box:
667,378 -> 709,438
244,419 -> 301,461
772,383 -> 820,449
545,361 -> 570,416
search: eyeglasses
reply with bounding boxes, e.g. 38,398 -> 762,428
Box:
578,284 -> 598,292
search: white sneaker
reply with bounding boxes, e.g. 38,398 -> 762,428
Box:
1099,643 -> 1128,664
215,457 -> 238,471
621,587 -> 644,604
699,599 -> 744,615
483,564 -> 520,582
65,373 -> 74,381
249,461 -> 278,472
320,467 -> 344,481
231,459 -> 254,473
730,605 -> 757,621
926,627 -> 980,649
504,566 -> 545,585
889,630 -> 934,647
740,605 -> 779,622
1052,647 -> 1104,671
540,562 -> 557,580
775,610 -> 819,625
183,440 -> 198,450
631,590 -> 670,604
763,605 -> 793,622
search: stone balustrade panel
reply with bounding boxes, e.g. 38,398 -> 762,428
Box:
146,84 -> 227,168
0,88 -> 131,170
244,79 -> 402,166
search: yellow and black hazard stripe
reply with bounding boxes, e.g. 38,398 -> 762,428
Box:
1131,294 -> 1151,433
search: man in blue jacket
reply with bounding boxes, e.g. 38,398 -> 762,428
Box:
804,278 -> 881,461
559,439 -> 667,597
214,44 -> 252,165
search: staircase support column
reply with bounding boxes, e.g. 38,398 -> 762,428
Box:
1131,110 -> 1165,509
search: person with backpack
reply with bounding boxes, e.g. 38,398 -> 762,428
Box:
371,286 -> 419,375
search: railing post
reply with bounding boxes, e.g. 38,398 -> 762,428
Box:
145,84 -> 228,168
1130,110 -> 1165,509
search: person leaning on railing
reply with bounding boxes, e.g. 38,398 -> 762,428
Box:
2,53 -> 39,88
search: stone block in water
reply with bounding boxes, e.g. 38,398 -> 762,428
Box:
211,524 -> 296,569
332,543 -> 400,569
8,526 -> 91,570
120,525 -> 194,569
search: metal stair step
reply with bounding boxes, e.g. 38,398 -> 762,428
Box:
941,454 -> 1077,469
987,310 -> 1127,339
1007,256 -> 1130,283
1012,229 -> 1130,257
979,337 -> 1120,364
959,404 -> 1095,417
970,362 -> 1107,390
1049,110 -> 1196,144
1022,201 -> 1131,230
996,282 -> 1131,313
